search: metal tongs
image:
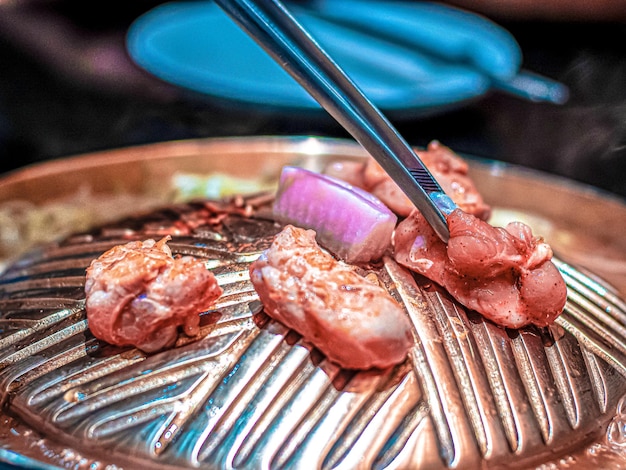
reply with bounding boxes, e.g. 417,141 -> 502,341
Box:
213,0 -> 457,242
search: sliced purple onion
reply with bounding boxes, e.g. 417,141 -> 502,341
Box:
273,166 -> 398,264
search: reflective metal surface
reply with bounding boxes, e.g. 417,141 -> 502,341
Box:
0,136 -> 625,469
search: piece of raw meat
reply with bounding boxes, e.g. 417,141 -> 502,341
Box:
394,209 -> 567,328
249,225 -> 413,369
85,237 -> 223,352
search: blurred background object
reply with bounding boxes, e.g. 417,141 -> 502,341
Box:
447,0 -> 626,22
0,0 -> 625,197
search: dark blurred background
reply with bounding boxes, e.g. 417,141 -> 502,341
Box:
0,0 -> 625,198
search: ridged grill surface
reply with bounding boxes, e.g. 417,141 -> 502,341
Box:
1,200 -> 625,469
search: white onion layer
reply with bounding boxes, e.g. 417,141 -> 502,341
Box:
273,166 -> 397,264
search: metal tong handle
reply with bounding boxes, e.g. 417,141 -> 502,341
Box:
213,0 -> 456,242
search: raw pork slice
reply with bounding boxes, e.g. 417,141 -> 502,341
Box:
394,209 -> 567,328
250,225 -> 413,369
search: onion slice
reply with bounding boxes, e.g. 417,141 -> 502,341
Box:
273,166 -> 397,264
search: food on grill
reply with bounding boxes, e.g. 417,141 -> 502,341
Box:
82,141 -> 565,362
394,208 -> 567,328
322,141 -> 564,327
324,140 -> 491,220
249,225 -> 413,369
85,236 -> 223,352
273,166 -> 397,264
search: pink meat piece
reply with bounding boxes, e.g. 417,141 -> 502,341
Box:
394,209 -> 567,329
249,225 -> 413,370
325,141 -> 491,220
85,237 -> 223,352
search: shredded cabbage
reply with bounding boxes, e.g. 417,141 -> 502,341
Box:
172,172 -> 276,201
